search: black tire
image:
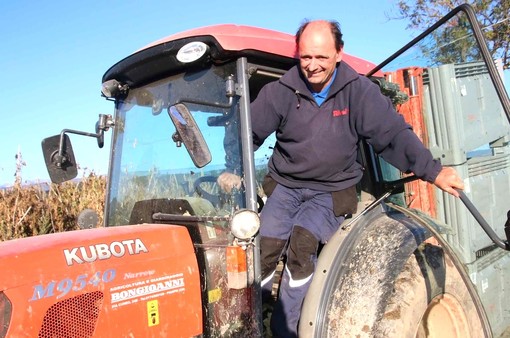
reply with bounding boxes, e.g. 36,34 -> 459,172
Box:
308,215 -> 491,337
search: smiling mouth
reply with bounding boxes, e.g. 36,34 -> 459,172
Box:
307,71 -> 321,77
307,73 -> 322,81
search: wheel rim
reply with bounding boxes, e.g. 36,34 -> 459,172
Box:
416,293 -> 470,338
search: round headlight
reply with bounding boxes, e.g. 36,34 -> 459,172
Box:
230,210 -> 260,240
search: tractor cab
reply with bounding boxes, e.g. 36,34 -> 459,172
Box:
37,4 -> 510,337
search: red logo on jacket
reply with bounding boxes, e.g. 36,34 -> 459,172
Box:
333,108 -> 349,117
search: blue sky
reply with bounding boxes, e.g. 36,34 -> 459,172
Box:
0,1 -> 506,187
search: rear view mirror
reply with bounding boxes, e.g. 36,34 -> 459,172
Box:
168,104 -> 212,168
41,134 -> 78,183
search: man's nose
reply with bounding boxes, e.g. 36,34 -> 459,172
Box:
307,58 -> 318,71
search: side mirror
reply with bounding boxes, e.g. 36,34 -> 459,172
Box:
41,114 -> 114,183
41,134 -> 78,183
168,104 -> 212,168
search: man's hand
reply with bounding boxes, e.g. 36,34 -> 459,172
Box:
433,167 -> 464,197
217,172 -> 242,193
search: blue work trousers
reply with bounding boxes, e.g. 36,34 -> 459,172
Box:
260,184 -> 345,337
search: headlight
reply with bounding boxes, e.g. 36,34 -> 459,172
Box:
230,210 -> 260,240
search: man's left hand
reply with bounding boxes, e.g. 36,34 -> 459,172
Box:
217,172 -> 242,193
433,167 -> 464,197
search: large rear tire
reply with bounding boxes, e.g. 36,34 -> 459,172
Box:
376,238 -> 488,337
308,215 -> 491,337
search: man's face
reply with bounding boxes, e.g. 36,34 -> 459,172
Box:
298,22 -> 343,93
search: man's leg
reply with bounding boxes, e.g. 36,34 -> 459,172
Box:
270,226 -> 318,338
270,190 -> 345,337
260,236 -> 287,300
259,185 -> 300,303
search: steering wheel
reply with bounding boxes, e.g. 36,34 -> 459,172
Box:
194,176 -> 222,206
193,175 -> 265,212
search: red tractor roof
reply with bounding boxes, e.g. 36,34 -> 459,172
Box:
141,24 -> 378,75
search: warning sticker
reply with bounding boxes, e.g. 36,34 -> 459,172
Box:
147,300 -> 160,327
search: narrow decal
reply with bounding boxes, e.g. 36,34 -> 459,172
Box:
147,300 -> 160,327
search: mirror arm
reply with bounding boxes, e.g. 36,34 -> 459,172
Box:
56,114 -> 114,166
55,129 -> 96,167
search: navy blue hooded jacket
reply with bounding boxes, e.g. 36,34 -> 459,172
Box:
250,61 -> 442,192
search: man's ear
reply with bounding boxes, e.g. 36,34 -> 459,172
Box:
336,49 -> 343,63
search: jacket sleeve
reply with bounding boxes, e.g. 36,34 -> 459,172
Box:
354,77 -> 442,183
250,82 -> 283,151
223,81 -> 282,173
377,129 -> 442,183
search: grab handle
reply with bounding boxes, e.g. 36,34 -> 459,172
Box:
457,189 -> 510,251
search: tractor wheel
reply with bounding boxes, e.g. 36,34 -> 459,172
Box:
308,217 -> 491,338
375,238 -> 489,337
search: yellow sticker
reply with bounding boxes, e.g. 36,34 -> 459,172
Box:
147,300 -> 160,327
208,288 -> 222,303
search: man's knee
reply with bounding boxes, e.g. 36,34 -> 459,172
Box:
260,236 -> 287,279
287,226 -> 319,280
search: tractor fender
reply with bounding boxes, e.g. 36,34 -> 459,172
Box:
300,205 -> 425,336
300,203 -> 492,337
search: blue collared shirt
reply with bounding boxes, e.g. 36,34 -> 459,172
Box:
310,69 -> 337,106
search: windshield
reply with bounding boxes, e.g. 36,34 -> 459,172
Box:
106,62 -> 246,226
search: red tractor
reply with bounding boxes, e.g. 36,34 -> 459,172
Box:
1,4 -> 510,337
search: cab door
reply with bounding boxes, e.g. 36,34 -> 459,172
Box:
300,4 -> 510,337
364,4 -> 510,337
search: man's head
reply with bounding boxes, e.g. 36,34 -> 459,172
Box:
295,20 -> 344,93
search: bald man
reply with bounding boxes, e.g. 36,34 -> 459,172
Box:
219,19 -> 463,337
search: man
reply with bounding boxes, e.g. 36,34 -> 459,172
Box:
219,19 -> 464,337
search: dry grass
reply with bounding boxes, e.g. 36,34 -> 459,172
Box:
0,173 -> 106,241
1,151 -> 268,241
